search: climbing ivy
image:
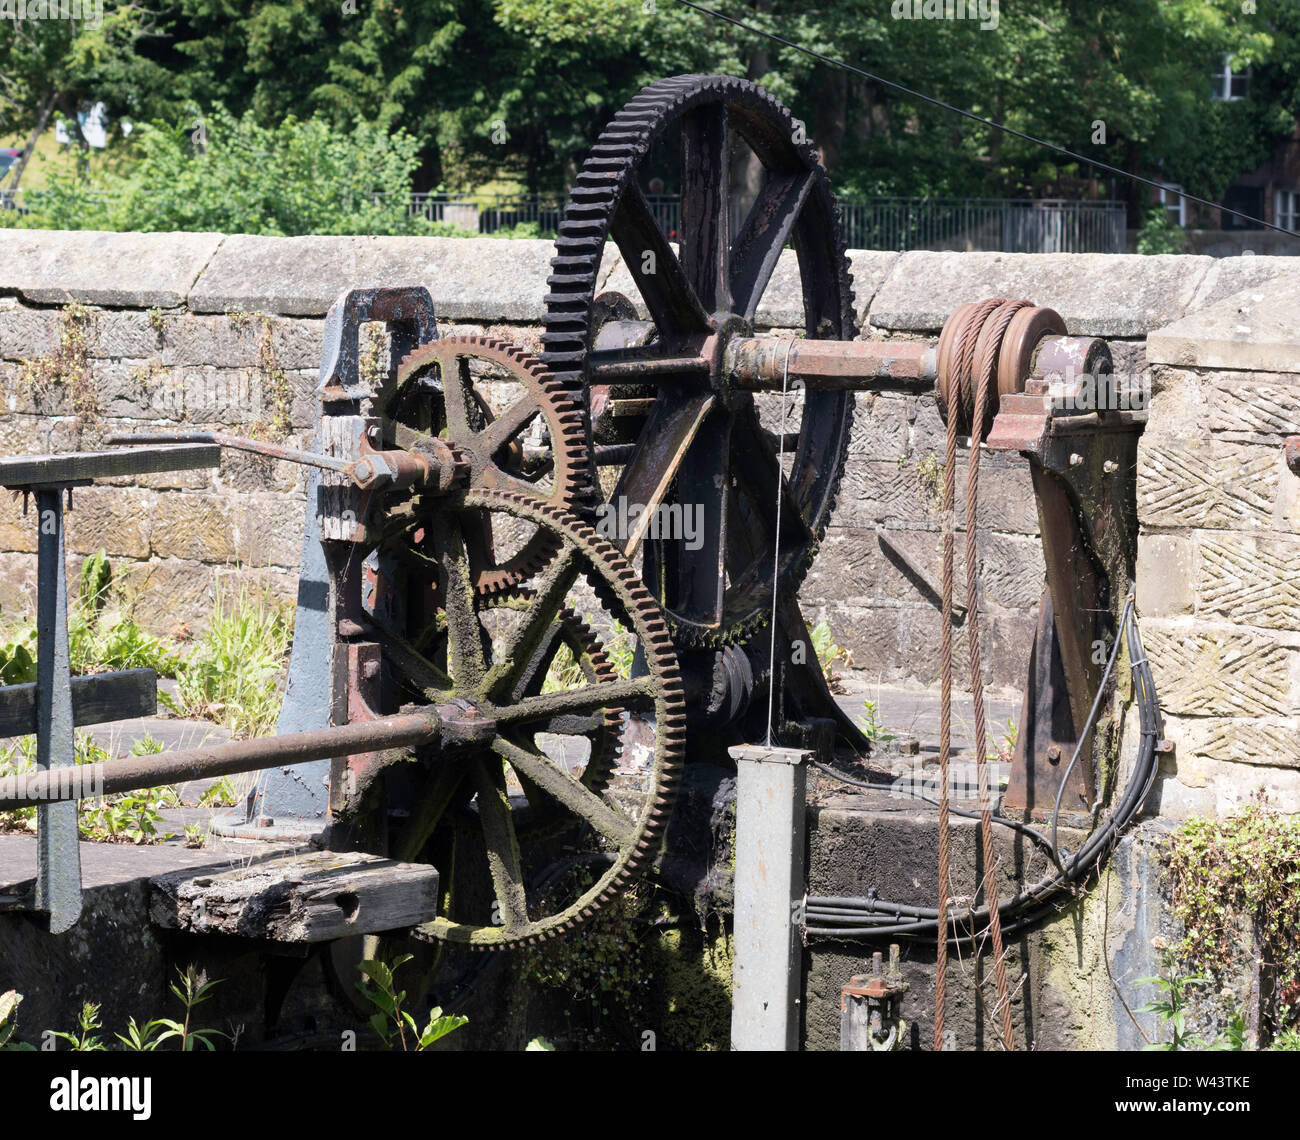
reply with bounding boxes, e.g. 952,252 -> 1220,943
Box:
1165,802 -> 1300,1040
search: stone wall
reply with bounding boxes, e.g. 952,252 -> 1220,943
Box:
1,230 -> 1298,815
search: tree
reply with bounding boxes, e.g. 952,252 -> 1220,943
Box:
0,4 -> 173,189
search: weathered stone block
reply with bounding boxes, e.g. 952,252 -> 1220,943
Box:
848,392 -> 910,461
1144,367 -> 1210,435
977,532 -> 1044,610
0,230 -> 224,307
1137,437 -> 1276,530
868,251 -> 1212,336
233,496 -> 308,568
1180,715 -> 1300,769
0,551 -> 37,618
1206,373 -> 1300,440
64,487 -> 154,559
1151,735 -> 1300,819
1135,534 -> 1195,617
1143,623 -> 1290,717
189,234 -> 557,320
180,367 -> 262,425
214,565 -> 299,609
803,527 -> 879,605
151,494 -> 236,561
1197,532 -> 1300,630
0,303 -> 56,362
91,311 -> 161,360
118,559 -> 218,633
95,359 -> 185,420
1147,278 -> 1300,373
0,488 -> 37,553
848,251 -> 901,328
0,414 -> 51,458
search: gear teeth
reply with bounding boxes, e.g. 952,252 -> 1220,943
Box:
381,335 -> 590,596
539,74 -> 857,649
423,488 -> 684,951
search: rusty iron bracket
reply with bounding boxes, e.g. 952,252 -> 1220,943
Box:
987,337 -> 1145,820
841,944 -> 910,1051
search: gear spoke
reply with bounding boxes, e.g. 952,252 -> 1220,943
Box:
731,170 -> 814,321
681,101 -> 731,313
496,676 -> 657,725
609,389 -> 715,559
471,757 -> 529,931
612,181 -> 710,340
430,512 -> 487,688
670,409 -> 731,626
481,542 -> 581,698
494,736 -> 634,845
479,397 -> 543,456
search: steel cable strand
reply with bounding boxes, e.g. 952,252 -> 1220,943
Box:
933,297 -> 1000,1048
964,299 -> 1029,1049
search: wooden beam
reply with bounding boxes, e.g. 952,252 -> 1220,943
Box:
150,850 -> 440,942
0,445 -> 219,488
0,668 -> 157,738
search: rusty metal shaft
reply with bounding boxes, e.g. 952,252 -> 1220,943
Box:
0,707 -> 447,809
726,336 -> 936,392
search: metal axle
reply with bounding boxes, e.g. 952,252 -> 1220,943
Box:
0,704 -> 457,809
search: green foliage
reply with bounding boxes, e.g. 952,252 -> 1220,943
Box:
166,586 -> 294,738
525,1036 -> 556,1051
1136,205 -> 1189,255
5,0 -> 1297,217
1165,803 -> 1300,1043
1138,952 -> 1212,1051
50,1002 -> 108,1052
1271,1027 -> 1300,1051
198,776 -> 241,808
16,105 -> 452,237
112,966 -> 229,1052
990,719 -> 1018,765
79,790 -> 174,845
0,990 -> 35,1051
0,731 -> 175,844
859,699 -> 895,746
810,619 -> 853,689
19,301 -> 96,417
0,631 -> 37,686
356,954 -> 467,1051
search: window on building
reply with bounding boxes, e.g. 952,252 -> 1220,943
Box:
1211,54 -> 1250,101
1157,183 -> 1187,228
1222,185 -> 1264,230
1277,189 -> 1300,234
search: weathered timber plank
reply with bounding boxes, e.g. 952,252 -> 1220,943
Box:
149,850 -> 440,942
0,669 -> 157,738
0,445 -> 220,487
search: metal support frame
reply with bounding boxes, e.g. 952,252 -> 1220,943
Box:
729,743 -> 810,1052
240,286 -> 438,836
33,487 -> 81,933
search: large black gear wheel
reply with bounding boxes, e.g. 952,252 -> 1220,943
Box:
541,73 -> 858,648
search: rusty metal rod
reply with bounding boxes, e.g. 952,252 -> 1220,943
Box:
0,708 -> 445,809
105,431 -> 353,474
726,336 -> 937,392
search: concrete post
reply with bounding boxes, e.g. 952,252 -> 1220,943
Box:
729,743 -> 810,1051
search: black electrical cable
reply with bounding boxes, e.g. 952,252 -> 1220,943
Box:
670,0 -> 1296,237
804,608 -> 1162,945
1050,595 -> 1133,863
810,756 -> 1065,870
